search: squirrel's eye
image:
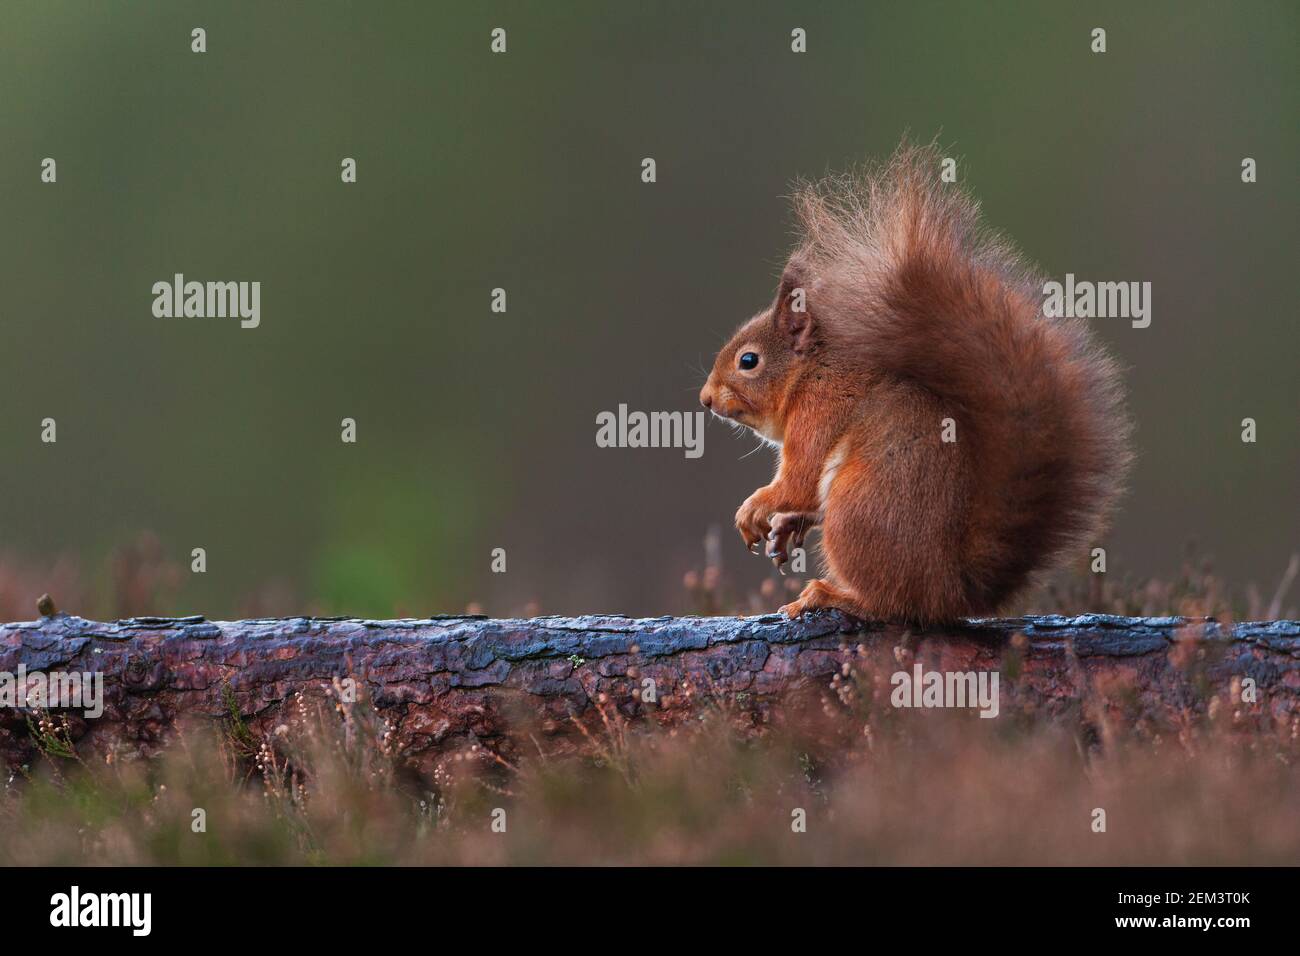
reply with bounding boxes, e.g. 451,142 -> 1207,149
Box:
738,352 -> 760,371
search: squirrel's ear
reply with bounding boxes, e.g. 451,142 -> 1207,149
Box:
773,267 -> 815,353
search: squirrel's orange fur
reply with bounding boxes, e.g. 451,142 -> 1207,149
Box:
700,143 -> 1132,623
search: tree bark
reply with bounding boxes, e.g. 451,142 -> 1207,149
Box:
2,611 -> 1297,772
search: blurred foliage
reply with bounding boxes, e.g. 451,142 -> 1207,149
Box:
5,643 -> 1300,865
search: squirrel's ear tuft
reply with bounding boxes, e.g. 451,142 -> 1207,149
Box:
773,265 -> 815,353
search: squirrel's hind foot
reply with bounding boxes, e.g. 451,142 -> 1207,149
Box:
780,578 -> 866,620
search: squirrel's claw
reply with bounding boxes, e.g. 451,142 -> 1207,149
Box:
765,534 -> 790,570
766,511 -> 815,572
735,496 -> 774,554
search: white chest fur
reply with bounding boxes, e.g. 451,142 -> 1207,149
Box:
818,438 -> 849,506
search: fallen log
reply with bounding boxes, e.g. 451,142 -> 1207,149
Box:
2,610 -> 1298,773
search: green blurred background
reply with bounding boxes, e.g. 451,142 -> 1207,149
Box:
1,1 -> 1296,618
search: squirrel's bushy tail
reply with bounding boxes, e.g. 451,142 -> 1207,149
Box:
793,141 -> 1132,609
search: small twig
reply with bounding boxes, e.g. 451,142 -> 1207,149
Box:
1266,553 -> 1299,621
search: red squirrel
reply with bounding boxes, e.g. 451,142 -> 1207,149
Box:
699,143 -> 1132,623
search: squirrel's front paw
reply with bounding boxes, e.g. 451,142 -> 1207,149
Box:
766,511 -> 816,569
734,494 -> 774,553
